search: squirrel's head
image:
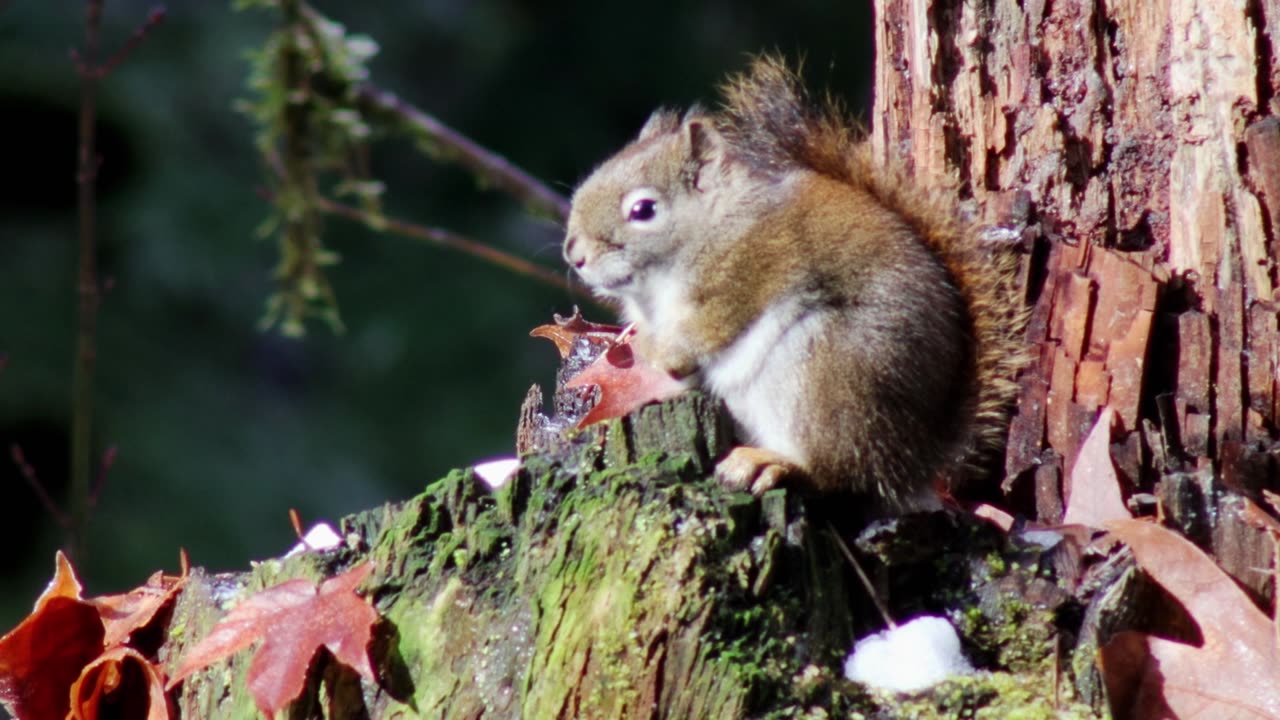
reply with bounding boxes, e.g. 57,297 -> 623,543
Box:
564,109 -> 752,303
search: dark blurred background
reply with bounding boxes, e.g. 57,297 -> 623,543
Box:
0,1 -> 872,628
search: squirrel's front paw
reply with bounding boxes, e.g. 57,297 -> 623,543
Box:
716,446 -> 802,495
632,331 -> 699,380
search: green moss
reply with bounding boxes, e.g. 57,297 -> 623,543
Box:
874,672 -> 1098,719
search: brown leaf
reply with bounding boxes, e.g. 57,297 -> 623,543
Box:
0,552 -> 105,720
68,646 -> 169,720
92,570 -> 186,649
529,308 -> 622,359
971,503 -> 1015,532
1062,407 -> 1131,527
565,336 -> 686,427
1100,519 -> 1280,719
166,562 -> 379,718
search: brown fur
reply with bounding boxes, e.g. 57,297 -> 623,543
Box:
717,57 -> 1028,476
564,57 -> 1027,509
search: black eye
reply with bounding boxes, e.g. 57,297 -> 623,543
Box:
628,199 -> 657,222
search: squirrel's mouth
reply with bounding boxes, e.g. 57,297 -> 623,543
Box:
575,261 -> 633,294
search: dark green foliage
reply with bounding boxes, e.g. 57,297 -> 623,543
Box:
0,0 -> 874,633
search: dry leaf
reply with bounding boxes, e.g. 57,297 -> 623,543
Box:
529,309 -> 621,359
532,312 -> 686,427
564,332 -> 685,427
68,646 -> 169,720
971,503 -> 1015,532
1063,407 -> 1131,527
92,570 -> 186,649
167,562 -> 379,718
1100,519 -> 1280,719
0,552 -> 105,720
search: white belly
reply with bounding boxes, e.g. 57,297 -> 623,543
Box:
702,298 -> 821,465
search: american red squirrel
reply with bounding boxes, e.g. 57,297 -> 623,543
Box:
563,57 -> 1025,509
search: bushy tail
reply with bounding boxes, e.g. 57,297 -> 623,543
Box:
718,55 -> 1029,476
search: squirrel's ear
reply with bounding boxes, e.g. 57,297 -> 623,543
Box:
638,109 -> 680,141
683,117 -> 729,188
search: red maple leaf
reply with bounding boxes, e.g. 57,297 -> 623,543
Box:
166,562 -> 379,718
532,311 -> 687,428
68,647 -> 169,720
0,553 -> 184,720
93,569 -> 186,649
565,336 -> 686,426
0,552 -> 105,720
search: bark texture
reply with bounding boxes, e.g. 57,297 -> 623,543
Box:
162,394 -> 872,718
160,389 -> 1097,718
872,0 -> 1279,604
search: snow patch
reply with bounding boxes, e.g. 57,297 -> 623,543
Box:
844,616 -> 973,692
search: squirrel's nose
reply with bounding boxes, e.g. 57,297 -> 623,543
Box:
564,235 -> 587,269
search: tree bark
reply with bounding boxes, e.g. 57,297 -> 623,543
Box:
872,0 -> 1279,604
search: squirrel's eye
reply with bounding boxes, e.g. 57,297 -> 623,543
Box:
628,199 -> 657,222
620,188 -> 661,225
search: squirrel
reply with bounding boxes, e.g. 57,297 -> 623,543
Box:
562,57 -> 1026,510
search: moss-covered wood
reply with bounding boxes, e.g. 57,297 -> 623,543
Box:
158,390 -> 1106,719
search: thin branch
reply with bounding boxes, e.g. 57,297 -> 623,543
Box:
89,444 -> 117,508
69,0 -> 164,560
69,0 -> 106,560
299,4 -> 570,220
93,6 -> 166,80
11,445 -> 71,529
346,82 -> 571,222
828,522 -> 897,630
313,194 -> 574,293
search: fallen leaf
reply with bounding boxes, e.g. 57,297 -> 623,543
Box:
68,646 -> 169,720
0,552 -> 105,720
971,503 -> 1015,532
1100,519 -> 1280,720
92,570 -> 186,649
1063,407 -> 1131,527
167,562 -> 379,718
564,333 -> 686,427
529,308 -> 621,359
532,311 -> 686,427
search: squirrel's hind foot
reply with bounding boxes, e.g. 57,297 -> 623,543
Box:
716,446 -> 803,495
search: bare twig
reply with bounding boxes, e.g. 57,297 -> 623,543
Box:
295,5 -> 569,220
11,445 -> 71,528
347,82 -> 571,222
69,0 -> 106,560
828,522 -> 897,630
69,0 -> 165,559
314,194 -> 573,292
89,444 -> 117,508
289,508 -> 305,541
93,6 -> 166,80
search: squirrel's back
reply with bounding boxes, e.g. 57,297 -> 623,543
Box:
564,57 -> 1027,508
716,57 -> 1027,488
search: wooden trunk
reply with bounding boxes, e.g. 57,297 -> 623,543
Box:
872,0 -> 1280,603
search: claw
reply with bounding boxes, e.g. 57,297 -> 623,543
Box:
715,446 -> 802,495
